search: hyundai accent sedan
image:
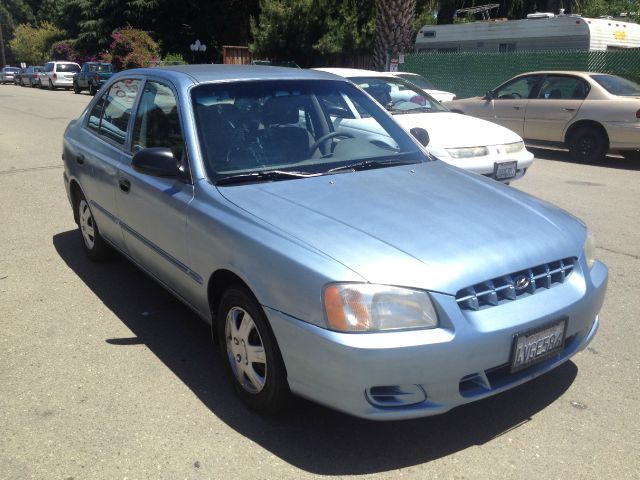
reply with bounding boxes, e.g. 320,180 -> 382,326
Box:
446,71 -> 640,162
316,68 -> 534,183
62,65 -> 607,420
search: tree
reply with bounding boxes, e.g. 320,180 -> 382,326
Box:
0,0 -> 35,65
8,22 -> 63,64
373,0 -> 416,70
102,26 -> 160,70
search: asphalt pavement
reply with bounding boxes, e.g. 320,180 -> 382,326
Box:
1,84 -> 638,480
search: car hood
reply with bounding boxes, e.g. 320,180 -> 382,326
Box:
217,162 -> 584,294
390,111 -> 522,151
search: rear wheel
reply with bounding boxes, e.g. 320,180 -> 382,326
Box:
89,83 -> 97,96
567,126 -> 608,163
48,79 -> 55,90
73,81 -> 81,94
75,190 -> 110,261
217,286 -> 290,414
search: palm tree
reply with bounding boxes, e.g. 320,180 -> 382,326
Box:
373,0 -> 416,70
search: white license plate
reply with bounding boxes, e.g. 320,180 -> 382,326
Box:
511,319 -> 566,373
494,161 -> 517,180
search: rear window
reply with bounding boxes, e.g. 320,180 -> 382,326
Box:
57,64 -> 80,73
5,68 -> 20,73
591,74 -> 640,96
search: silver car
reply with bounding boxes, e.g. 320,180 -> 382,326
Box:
1,66 -> 20,84
62,65 -> 608,420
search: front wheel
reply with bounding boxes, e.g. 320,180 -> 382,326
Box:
89,83 -> 97,96
567,126 -> 608,163
217,286 -> 290,414
75,191 -> 111,261
73,81 -> 81,94
48,79 -> 55,90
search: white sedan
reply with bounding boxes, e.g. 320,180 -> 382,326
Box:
393,71 -> 456,103
315,68 -> 534,183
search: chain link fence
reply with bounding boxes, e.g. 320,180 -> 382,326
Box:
401,50 -> 640,98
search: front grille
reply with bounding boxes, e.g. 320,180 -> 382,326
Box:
456,257 -> 576,311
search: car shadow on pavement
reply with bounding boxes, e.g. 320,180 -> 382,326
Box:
54,229 -> 578,475
529,147 -> 640,171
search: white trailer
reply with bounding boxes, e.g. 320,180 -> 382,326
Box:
415,14 -> 640,53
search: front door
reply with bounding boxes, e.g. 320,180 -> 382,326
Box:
489,74 -> 543,137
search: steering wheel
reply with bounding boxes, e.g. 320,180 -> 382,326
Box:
309,131 -> 354,156
510,92 -> 522,99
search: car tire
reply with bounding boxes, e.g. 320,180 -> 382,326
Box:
75,191 -> 111,261
217,285 -> 290,414
73,81 -> 81,94
48,79 -> 55,90
567,126 -> 608,163
89,83 -> 97,96
621,150 -> 640,161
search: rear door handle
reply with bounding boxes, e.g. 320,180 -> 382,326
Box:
513,106 -> 521,110
119,178 -> 131,193
563,107 -> 577,111
76,154 -> 85,165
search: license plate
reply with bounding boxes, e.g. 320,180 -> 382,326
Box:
510,319 -> 566,373
494,161 -> 517,180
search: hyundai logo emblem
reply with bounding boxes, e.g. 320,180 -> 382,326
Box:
514,275 -> 530,291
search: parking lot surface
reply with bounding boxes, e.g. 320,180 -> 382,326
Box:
1,85 -> 638,479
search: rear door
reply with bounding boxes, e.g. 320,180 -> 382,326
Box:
524,74 -> 588,143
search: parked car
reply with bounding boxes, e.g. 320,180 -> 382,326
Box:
393,71 -> 457,102
63,65 -> 607,421
0,66 -> 21,84
16,66 -> 44,87
73,62 -> 114,95
446,71 -> 640,162
39,61 -> 81,90
316,68 -> 534,183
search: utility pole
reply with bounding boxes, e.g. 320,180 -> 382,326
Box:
0,15 -> 6,67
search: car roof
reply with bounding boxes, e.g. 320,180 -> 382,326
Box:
313,67 -> 396,78
121,64 -> 342,84
512,71 -> 608,78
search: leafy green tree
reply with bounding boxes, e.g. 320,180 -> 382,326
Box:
8,21 -> 63,64
1,0 -> 35,65
313,0 -> 376,56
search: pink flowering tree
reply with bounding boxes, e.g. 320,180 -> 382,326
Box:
51,41 -> 79,62
103,27 -> 160,71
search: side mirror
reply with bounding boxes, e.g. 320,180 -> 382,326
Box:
410,127 -> 430,147
485,90 -> 495,100
132,147 -> 181,178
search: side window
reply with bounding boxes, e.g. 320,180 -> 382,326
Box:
132,81 -> 185,159
537,76 -> 588,100
44,63 -> 53,73
89,79 -> 140,146
495,76 -> 540,100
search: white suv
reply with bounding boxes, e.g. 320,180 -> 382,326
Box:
39,61 -> 81,90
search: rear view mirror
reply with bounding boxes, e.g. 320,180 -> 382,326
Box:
485,90 -> 495,100
410,127 -> 430,147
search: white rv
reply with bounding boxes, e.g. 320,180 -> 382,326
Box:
415,14 -> 640,53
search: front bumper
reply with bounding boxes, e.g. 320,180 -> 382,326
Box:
267,258 -> 607,420
436,146 -> 535,183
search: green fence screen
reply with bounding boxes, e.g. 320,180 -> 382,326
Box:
401,50 -> 640,99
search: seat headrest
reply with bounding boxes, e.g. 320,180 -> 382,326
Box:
262,96 -> 300,125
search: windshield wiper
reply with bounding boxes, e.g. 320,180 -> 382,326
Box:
327,158 -> 418,174
216,170 -> 321,186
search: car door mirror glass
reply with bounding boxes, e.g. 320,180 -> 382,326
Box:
410,127 -> 430,147
485,90 -> 494,100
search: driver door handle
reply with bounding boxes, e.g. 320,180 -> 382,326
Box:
563,107 -> 577,111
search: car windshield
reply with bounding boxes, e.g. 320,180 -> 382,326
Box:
591,74 -> 640,96
58,64 -> 80,72
396,73 -> 435,90
192,79 -> 429,184
347,76 -> 448,114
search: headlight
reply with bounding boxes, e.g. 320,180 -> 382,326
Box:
503,141 -> 525,154
323,283 -> 438,332
446,146 -> 489,158
584,229 -> 596,269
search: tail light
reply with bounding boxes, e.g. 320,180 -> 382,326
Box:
53,73 -> 57,79
452,95 -> 457,101
95,75 -> 100,83
410,95 -> 426,106
636,109 -> 640,119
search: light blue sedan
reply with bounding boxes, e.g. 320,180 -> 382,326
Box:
62,65 -> 608,420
